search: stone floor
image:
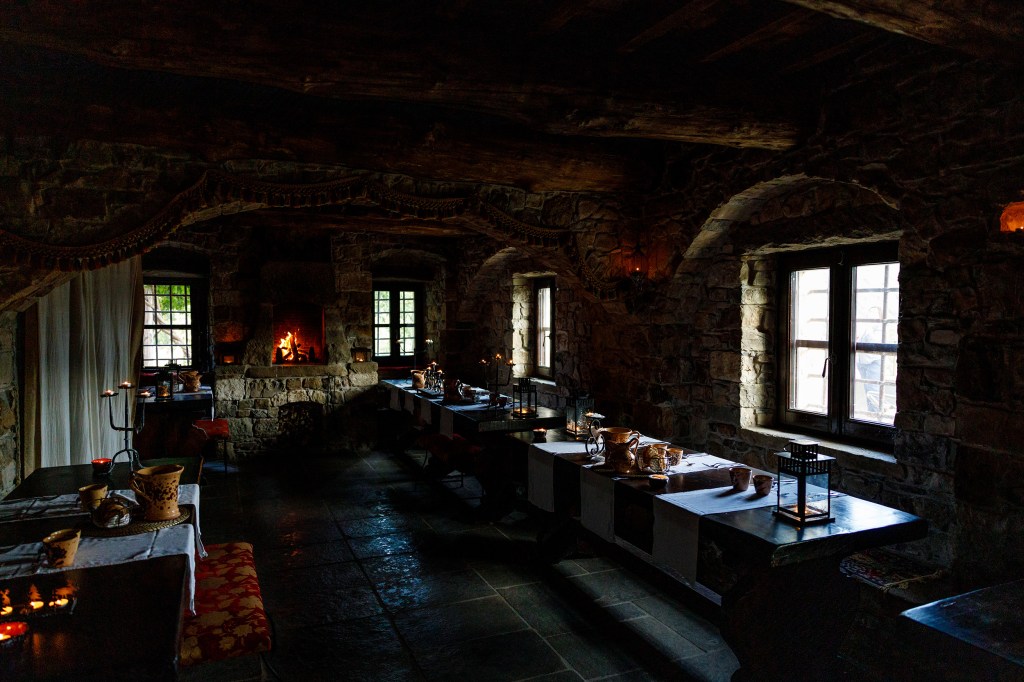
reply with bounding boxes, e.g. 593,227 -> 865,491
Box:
183,446 -> 741,682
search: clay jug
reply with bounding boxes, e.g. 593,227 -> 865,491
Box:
411,370 -> 426,389
599,427 -> 641,475
179,370 -> 202,393
129,464 -> 183,521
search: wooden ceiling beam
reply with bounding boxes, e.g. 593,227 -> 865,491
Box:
0,4 -> 803,149
537,0 -> 602,35
0,49 -> 660,193
780,0 -> 1024,60
618,0 -> 724,54
701,9 -> 818,63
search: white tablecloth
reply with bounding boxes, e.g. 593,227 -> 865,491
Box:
1,485 -> 206,559
580,466 -> 616,541
527,441 -> 590,512
0,523 -> 198,611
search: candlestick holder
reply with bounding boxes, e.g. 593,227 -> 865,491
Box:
101,382 -> 147,470
479,353 -> 514,409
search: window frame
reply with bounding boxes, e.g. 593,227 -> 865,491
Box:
776,243 -> 898,445
531,277 -> 555,379
372,283 -> 424,367
141,275 -> 209,371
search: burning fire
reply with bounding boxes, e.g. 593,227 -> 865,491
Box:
275,330 -> 316,363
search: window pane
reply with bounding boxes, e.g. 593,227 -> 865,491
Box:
790,269 -> 829,414
536,286 -> 552,369
851,262 -> 899,425
399,326 -> 416,355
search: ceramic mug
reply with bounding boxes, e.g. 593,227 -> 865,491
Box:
42,528 -> 81,568
753,474 -> 774,497
78,482 -> 108,511
129,464 -> 183,521
729,466 -> 752,492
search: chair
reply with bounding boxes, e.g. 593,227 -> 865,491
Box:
192,419 -> 231,473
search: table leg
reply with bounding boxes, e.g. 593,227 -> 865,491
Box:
719,556 -> 859,682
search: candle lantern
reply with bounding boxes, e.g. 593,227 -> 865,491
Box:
565,394 -> 595,438
352,346 -> 371,363
155,367 -> 175,400
775,439 -> 835,525
511,377 -> 538,419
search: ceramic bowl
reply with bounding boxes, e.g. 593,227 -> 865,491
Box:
648,474 -> 668,490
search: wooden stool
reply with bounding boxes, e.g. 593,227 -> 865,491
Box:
193,419 -> 231,473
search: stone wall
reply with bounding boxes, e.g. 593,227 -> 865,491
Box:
1,50 -> 1024,585
0,313 -> 19,496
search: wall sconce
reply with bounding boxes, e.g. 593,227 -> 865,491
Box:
629,242 -> 648,293
999,201 -> 1024,233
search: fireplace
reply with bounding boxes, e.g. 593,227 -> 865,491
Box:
272,303 -> 325,365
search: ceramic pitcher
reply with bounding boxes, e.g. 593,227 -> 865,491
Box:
598,427 -> 641,475
129,464 -> 183,521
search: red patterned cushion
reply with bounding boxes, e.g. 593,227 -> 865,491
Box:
180,542 -> 272,666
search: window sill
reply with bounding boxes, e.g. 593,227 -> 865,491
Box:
530,377 -> 557,388
739,425 -> 898,472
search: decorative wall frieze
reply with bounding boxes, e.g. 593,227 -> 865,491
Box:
0,169 -> 624,299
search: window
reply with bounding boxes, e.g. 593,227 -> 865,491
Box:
143,279 -> 204,369
532,278 -> 555,378
778,244 -> 898,443
373,284 -> 423,366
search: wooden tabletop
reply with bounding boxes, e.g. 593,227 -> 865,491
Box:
899,579 -> 1024,680
4,458 -> 202,502
0,555 -> 188,681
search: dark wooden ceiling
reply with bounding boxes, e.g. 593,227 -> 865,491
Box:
1,0 -> 1021,197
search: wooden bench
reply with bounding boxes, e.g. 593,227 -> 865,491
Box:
180,542 -> 272,667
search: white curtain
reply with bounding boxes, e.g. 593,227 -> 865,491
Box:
37,258 -> 142,467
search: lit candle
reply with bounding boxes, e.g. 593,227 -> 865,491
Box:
91,458 -> 112,474
0,605 -> 11,617
101,389 -> 115,397
118,381 -> 133,389
29,600 -> 43,611
137,390 -> 152,398
0,621 -> 28,642
48,597 -> 69,609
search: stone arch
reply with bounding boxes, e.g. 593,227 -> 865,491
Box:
680,174 -> 899,266
667,175 -> 905,454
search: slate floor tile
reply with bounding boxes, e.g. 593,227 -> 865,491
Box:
499,582 -> 596,637
266,616 -> 424,682
414,629 -> 567,682
361,549 -> 469,584
255,540 -> 354,572
393,595 -> 528,653
376,568 -> 496,613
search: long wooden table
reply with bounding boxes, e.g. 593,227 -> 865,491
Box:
1,460 -> 201,680
0,556 -> 189,681
521,429 -> 928,681
5,457 -> 202,501
382,378 -> 564,435
899,579 -> 1024,681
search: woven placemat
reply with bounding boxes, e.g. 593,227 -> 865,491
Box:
82,506 -> 191,537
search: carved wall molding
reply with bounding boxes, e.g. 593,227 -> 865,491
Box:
0,169 -> 622,298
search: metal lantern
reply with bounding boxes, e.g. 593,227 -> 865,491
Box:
155,367 -> 175,400
775,439 -> 835,525
352,346 -> 371,363
565,394 -> 595,437
511,377 -> 538,419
